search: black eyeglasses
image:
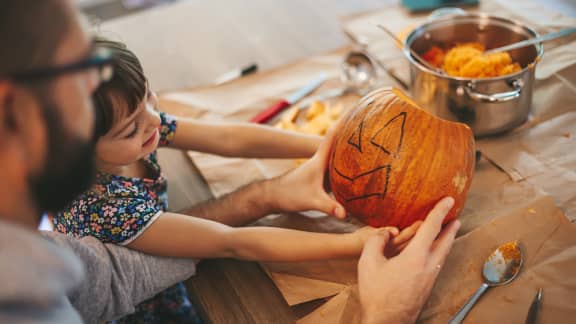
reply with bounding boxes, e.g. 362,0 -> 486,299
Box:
6,47 -> 114,84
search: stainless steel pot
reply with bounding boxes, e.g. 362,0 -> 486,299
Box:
404,14 -> 543,137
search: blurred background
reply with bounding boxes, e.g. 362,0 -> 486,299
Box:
76,0 -> 576,91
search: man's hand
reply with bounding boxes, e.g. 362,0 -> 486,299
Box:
358,197 -> 460,324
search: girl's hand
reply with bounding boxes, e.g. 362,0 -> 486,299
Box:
354,226 -> 398,245
353,221 -> 422,258
266,110 -> 353,219
387,221 -> 422,257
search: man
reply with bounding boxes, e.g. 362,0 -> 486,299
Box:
0,1 -> 197,322
0,1 -> 458,323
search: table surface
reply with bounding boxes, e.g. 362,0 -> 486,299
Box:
99,0 -> 575,92
142,1 -> 576,323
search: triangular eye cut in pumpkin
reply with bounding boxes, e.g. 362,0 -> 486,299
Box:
369,111 -> 406,159
347,121 -> 364,153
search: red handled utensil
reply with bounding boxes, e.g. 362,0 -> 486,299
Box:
250,73 -> 327,123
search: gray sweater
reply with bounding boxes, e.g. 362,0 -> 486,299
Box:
0,220 -> 197,323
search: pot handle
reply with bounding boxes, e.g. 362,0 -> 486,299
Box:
464,80 -> 523,103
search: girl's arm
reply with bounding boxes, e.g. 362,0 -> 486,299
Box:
127,212 -> 420,261
128,212 -> 373,261
167,117 -> 321,158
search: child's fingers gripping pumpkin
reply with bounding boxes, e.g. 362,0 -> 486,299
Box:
387,221 -> 423,257
273,109 -> 355,220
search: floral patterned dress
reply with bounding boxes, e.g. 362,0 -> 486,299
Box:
54,113 -> 201,324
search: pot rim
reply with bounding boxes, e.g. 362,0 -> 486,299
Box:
403,13 -> 545,82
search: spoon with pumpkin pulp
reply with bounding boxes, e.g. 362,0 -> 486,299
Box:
448,240 -> 524,324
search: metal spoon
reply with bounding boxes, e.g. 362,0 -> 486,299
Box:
296,49 -> 377,110
293,51 -> 377,111
290,52 -> 377,113
375,24 -> 445,74
449,240 -> 524,324
340,50 -> 378,96
293,42 -> 394,113
484,27 -> 576,55
342,29 -> 409,90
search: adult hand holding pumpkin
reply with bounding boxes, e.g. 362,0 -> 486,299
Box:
358,197 -> 460,324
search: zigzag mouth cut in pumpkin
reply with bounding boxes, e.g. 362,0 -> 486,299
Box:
328,87 -> 475,229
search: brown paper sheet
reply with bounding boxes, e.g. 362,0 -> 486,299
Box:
296,196 -> 576,324
419,196 -> 576,324
157,0 -> 576,321
296,286 -> 359,324
267,272 -> 346,307
479,112 -> 576,220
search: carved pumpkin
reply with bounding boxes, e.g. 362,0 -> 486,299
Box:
328,88 -> 475,229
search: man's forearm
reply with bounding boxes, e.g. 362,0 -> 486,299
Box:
42,231 -> 197,323
179,178 -> 278,226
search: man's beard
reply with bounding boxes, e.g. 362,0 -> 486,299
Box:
28,97 -> 97,214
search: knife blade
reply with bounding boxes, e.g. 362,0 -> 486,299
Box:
525,288 -> 543,324
250,73 -> 327,123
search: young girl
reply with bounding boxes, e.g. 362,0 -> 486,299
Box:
53,38 -> 418,323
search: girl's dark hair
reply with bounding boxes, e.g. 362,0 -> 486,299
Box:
93,37 -> 147,137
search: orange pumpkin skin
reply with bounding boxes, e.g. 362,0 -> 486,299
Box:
328,88 -> 475,229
